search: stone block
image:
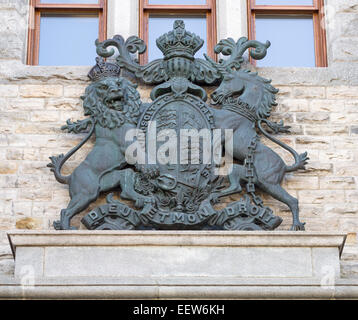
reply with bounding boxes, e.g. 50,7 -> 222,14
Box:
0,112 -> 29,123
44,246 -> 313,278
14,247 -> 44,279
0,218 -> 15,231
1,190 -> 16,202
339,218 -> 358,233
300,162 -> 332,175
32,202 -> 63,218
18,162 -> 49,175
13,201 -> 32,217
336,13 -> 358,37
0,259 -> 14,276
275,86 -> 292,97
296,112 -> 330,123
6,149 -> 24,160
0,161 -> 18,174
292,86 -> 326,99
335,164 -> 358,176
17,189 -> 52,202
283,175 -> 319,190
0,85 -> 18,97
331,113 -> 358,124
45,98 -> 81,111
312,247 -> 341,279
15,123 -> 60,135
7,134 -> 29,147
60,111 -> 83,122
325,204 -> 358,216
342,245 -> 358,260
319,150 -> 354,162
332,0 -> 358,14
8,231 -> 346,281
0,175 -> 17,188
19,85 -> 63,98
331,40 -> 358,63
30,111 -> 61,122
346,191 -> 358,203
296,137 -> 331,149
8,98 -> 45,111
327,86 -> 358,99
305,125 -> 348,135
278,98 -> 309,112
320,177 -> 356,190
63,85 -> 87,98
310,99 -> 345,113
345,100 -> 358,113
341,262 -> 358,279
0,0 -> 28,12
0,245 -> 11,258
332,137 -> 358,150
0,32 -> 23,61
298,190 -> 345,204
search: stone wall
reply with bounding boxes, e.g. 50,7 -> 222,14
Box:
0,0 -> 28,63
0,0 -> 357,279
0,77 -> 357,278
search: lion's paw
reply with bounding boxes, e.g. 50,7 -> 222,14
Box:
53,220 -> 63,230
53,220 -> 77,230
290,222 -> 306,231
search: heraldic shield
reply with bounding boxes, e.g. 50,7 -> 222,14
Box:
48,20 -> 308,231
134,93 -> 220,228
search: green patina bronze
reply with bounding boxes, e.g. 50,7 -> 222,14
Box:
48,21 -> 308,231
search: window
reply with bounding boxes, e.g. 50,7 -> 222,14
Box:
247,0 -> 327,67
139,0 -> 217,64
27,0 -> 107,66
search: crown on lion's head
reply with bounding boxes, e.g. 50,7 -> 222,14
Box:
81,77 -> 141,128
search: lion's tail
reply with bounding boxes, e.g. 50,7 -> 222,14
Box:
258,120 -> 309,173
47,120 -> 95,185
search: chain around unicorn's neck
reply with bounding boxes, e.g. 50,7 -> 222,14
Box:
221,97 -> 258,122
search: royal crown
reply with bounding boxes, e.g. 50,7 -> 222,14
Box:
156,20 -> 204,60
88,57 -> 121,81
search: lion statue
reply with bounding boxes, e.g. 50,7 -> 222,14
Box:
48,77 -> 152,230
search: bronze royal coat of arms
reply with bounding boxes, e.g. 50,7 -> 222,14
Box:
48,21 -> 308,231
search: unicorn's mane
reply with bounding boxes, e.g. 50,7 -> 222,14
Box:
238,70 -> 278,120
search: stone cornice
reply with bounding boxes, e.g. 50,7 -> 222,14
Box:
8,231 -> 347,258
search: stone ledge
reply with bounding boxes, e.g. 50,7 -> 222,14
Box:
8,231 -> 347,256
8,231 -> 347,279
1,277 -> 358,299
3,231 -> 353,299
2,276 -> 358,286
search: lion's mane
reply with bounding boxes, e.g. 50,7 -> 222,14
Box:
82,77 -> 141,129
